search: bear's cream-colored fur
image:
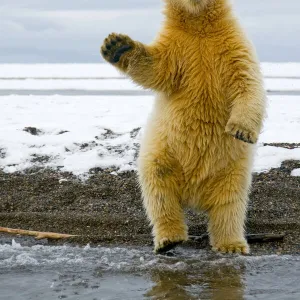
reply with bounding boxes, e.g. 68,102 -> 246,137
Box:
101,0 -> 266,254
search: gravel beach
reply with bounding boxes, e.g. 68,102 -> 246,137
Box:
1,156 -> 299,255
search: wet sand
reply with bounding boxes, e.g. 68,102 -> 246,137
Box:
0,153 -> 299,256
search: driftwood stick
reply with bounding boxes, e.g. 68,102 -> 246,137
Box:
0,227 -> 285,243
0,227 -> 78,240
189,233 -> 285,243
246,233 -> 285,243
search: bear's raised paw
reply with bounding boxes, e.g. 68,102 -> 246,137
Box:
101,33 -> 134,64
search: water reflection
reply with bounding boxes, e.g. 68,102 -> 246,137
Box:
145,260 -> 246,300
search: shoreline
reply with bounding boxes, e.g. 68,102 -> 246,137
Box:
0,159 -> 299,255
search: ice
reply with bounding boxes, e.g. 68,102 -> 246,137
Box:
12,239 -> 22,249
84,244 -> 91,250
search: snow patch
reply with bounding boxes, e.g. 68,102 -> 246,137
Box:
291,168 -> 300,177
254,146 -> 300,173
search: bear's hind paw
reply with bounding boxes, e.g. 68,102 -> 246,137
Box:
154,236 -> 186,254
212,241 -> 250,255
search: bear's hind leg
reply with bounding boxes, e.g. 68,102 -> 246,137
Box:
204,162 -> 251,254
208,201 -> 249,254
138,153 -> 188,254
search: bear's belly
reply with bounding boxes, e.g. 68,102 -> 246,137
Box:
142,93 -> 249,181
167,122 -> 229,173
157,99 -> 246,178
164,99 -> 227,147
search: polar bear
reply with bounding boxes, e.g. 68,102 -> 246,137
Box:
101,0 -> 266,254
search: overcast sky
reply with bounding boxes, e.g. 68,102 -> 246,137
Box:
1,0 -> 299,63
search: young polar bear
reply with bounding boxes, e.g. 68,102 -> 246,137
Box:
101,0 -> 266,254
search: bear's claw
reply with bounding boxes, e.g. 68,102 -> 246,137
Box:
212,241 -> 250,255
225,122 -> 258,144
154,237 -> 185,254
101,33 -> 134,64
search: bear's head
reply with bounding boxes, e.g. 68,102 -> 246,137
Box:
166,0 -> 218,15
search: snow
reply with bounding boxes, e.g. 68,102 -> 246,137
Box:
0,63 -> 300,176
1,63 -> 300,79
0,79 -> 138,91
0,96 -> 152,175
265,79 -> 300,92
0,93 -> 300,176
254,146 -> 300,173
260,96 -> 300,143
262,63 -> 300,78
291,169 -> 300,177
0,64 -> 123,79
1,78 -> 300,92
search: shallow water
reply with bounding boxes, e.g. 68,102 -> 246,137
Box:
0,240 -> 299,300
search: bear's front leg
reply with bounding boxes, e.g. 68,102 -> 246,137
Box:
225,97 -> 265,145
224,55 -> 266,145
225,119 -> 258,144
101,33 -> 177,93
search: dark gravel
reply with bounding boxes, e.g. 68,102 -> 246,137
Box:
0,159 -> 299,255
